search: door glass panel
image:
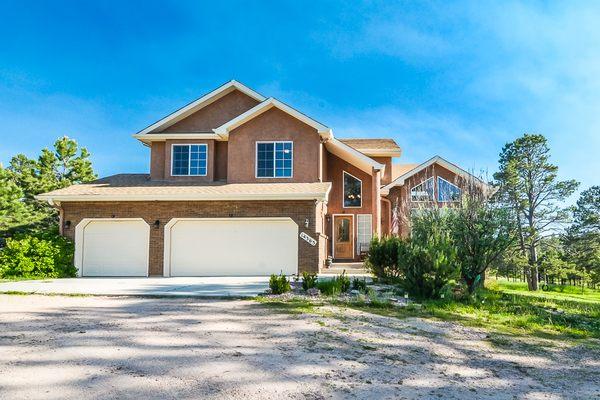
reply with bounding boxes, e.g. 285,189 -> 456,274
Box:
337,219 -> 350,242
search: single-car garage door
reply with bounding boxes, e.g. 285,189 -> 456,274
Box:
75,219 -> 149,277
165,218 -> 298,276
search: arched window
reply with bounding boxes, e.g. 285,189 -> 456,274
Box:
410,177 -> 434,202
437,177 -> 461,202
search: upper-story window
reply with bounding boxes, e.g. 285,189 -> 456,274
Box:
172,144 -> 208,176
411,177 -> 434,202
343,171 -> 362,208
256,141 -> 293,178
437,177 -> 461,202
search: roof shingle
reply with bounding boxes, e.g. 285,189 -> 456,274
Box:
36,174 -> 331,202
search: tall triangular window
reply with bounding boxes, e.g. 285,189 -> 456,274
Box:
410,177 -> 434,202
437,177 -> 461,202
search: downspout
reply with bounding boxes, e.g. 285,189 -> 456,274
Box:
371,167 -> 382,237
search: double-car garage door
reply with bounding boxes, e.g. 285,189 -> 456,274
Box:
75,218 -> 298,277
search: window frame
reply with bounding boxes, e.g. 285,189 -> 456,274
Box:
170,143 -> 208,177
357,214 -> 372,255
437,176 -> 462,203
255,141 -> 294,179
342,171 -> 363,208
410,177 -> 435,202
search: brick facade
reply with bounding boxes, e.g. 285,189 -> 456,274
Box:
61,200 -> 325,276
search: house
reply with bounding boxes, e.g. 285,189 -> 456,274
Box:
37,80 -> 484,277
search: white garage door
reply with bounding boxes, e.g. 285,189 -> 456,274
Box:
76,219 -> 149,277
165,218 -> 298,276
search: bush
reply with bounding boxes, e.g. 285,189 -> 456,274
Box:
365,236 -> 406,280
351,277 -> 368,293
301,271 -> 318,291
0,231 -> 76,279
317,272 -> 351,296
402,209 -> 461,299
269,273 -> 291,294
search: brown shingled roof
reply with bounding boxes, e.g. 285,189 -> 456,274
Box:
36,174 -> 331,202
338,138 -> 401,152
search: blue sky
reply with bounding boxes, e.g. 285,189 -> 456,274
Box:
1,1 -> 598,198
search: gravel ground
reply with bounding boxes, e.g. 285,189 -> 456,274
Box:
0,295 -> 598,399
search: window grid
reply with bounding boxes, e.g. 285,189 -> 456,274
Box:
256,141 -> 293,178
437,177 -> 461,202
172,144 -> 208,176
410,177 -> 435,202
357,214 -> 372,255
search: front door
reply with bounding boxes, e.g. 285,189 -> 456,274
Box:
333,215 -> 354,259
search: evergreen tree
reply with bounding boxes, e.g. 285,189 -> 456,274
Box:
493,134 -> 578,290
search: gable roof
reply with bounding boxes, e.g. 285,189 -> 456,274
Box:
381,155 -> 488,194
325,138 -> 386,175
136,80 -> 265,135
213,97 -> 332,140
391,163 -> 419,180
339,138 -> 402,157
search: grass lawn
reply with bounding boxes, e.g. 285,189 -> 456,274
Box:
259,278 -> 600,345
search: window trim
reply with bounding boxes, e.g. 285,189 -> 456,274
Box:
437,176 -> 462,203
170,143 -> 208,177
255,141 -> 294,179
342,171 -> 363,208
410,176 -> 435,202
356,214 -> 372,255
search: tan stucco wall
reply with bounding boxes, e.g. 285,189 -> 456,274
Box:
325,151 -> 374,261
372,156 -> 393,185
227,108 -> 321,183
160,90 -> 260,132
214,141 -> 228,181
150,142 -> 165,180
158,139 -> 216,183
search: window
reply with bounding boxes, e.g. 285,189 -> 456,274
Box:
172,144 -> 207,176
437,177 -> 462,202
410,177 -> 434,202
337,218 -> 350,242
357,214 -> 372,254
256,141 -> 293,178
343,172 -> 362,208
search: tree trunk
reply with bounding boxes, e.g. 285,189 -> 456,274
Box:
528,244 -> 539,291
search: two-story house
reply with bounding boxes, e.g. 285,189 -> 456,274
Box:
37,81 -> 484,277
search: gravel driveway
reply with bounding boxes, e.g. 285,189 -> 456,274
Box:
0,295 -> 598,399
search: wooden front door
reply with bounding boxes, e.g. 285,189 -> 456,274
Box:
333,215 -> 354,259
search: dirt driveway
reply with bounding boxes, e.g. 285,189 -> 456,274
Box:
0,295 -> 598,399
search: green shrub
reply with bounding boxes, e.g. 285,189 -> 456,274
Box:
337,271 -> 351,293
0,231 -> 76,279
269,273 -> 291,294
352,277 -> 368,293
403,209 -> 461,299
301,271 -> 318,291
366,236 -> 407,280
317,272 -> 351,296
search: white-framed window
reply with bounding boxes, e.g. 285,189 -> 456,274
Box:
171,144 -> 208,176
343,171 -> 362,208
256,141 -> 293,178
437,177 -> 462,202
410,177 -> 434,202
357,214 -> 372,255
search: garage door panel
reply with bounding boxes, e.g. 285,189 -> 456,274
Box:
80,220 -> 149,277
168,219 -> 298,276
